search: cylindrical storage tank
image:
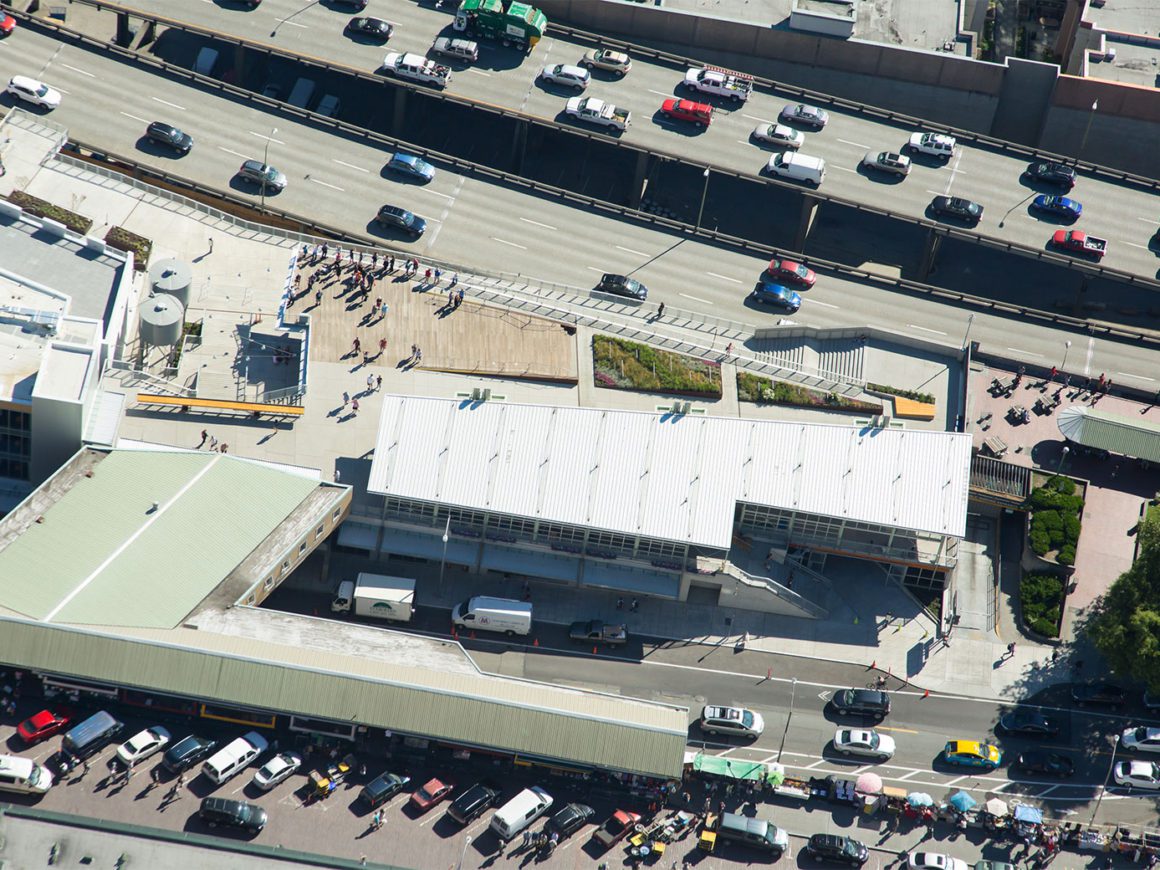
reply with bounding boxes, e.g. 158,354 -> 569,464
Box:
148,257 -> 192,309
139,293 -> 185,346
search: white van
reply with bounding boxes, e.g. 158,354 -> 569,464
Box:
331,579 -> 355,612
452,596 -> 532,637
202,731 -> 268,785
0,754 -> 53,795
287,77 -> 316,109
490,786 -> 552,841
766,152 -> 826,186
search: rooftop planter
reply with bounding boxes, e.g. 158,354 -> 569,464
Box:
593,335 -> 722,398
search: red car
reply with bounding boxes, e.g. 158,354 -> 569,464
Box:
592,809 -> 642,850
0,14 -> 16,36
660,98 -> 713,127
18,709 -> 71,744
766,257 -> 816,288
409,777 -> 453,812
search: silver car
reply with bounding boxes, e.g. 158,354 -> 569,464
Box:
752,123 -> 804,149
833,727 -> 896,760
540,63 -> 590,90
238,160 -> 287,192
862,150 -> 911,176
779,103 -> 828,129
430,37 -> 478,63
700,705 -> 764,738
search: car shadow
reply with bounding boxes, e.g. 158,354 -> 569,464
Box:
924,204 -> 980,227
533,78 -> 587,96
1018,173 -> 1075,194
553,112 -> 627,138
135,137 -> 188,159
856,164 -> 908,184
364,219 -> 425,243
228,177 -> 282,197
902,150 -> 950,169
379,165 -> 434,185
651,112 -> 710,135
1025,204 -> 1080,224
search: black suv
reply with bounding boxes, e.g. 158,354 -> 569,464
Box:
831,688 -> 890,719
162,734 -> 217,773
199,797 -> 267,834
1026,161 -> 1076,189
1071,682 -> 1126,708
375,204 -> 427,237
360,772 -> 410,809
146,121 -> 193,154
448,782 -> 500,824
596,273 -> 647,301
549,803 -> 595,838
807,834 -> 869,866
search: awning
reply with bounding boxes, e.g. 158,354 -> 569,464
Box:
480,545 -> 579,583
685,753 -> 784,784
378,527 -> 479,566
582,561 -> 681,598
1058,404 -> 1160,463
338,522 -> 378,551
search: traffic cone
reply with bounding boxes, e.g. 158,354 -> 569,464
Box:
870,660 -> 876,670
533,637 -> 539,647
592,645 -> 598,655
922,689 -> 930,699
470,630 -> 476,640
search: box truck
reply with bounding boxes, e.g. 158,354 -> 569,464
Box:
332,574 -> 415,622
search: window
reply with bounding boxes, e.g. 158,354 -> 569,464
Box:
298,542 -> 307,554
315,524 -> 325,539
264,576 -> 274,590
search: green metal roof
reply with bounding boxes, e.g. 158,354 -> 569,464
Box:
1058,405 -> 1160,464
0,451 -> 319,627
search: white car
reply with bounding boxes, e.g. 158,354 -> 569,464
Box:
833,728 -> 896,760
908,132 -> 956,158
1115,760 -> 1160,789
752,123 -> 804,149
116,726 -> 171,766
6,75 -> 62,110
1122,726 -> 1160,753
252,751 -> 303,791
700,705 -> 764,739
540,63 -> 590,90
909,853 -> 970,870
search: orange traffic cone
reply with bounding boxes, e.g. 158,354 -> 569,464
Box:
470,630 -> 476,640
533,637 -> 539,647
592,645 -> 598,655
922,689 -> 930,699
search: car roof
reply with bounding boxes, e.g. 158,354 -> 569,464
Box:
1124,760 -> 1158,775
28,709 -> 58,725
391,153 -> 424,165
703,705 -> 741,720
10,75 -> 44,88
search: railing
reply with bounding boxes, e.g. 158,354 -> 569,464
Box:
108,360 -> 195,398
722,563 -> 828,619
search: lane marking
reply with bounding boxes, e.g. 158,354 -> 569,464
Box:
805,298 -> 838,309
647,88 -> 670,97
466,68 -> 492,77
61,63 -> 95,78
217,147 -> 250,159
830,165 -> 856,173
1122,242 -> 1149,250
332,159 -> 369,173
1117,371 -> 1155,381
925,189 -> 943,197
838,138 -> 870,149
275,18 -> 308,28
151,97 -> 186,111
615,245 -> 649,257
586,266 -> 605,273
876,726 -> 919,734
308,178 -> 344,191
491,237 -> 527,250
742,114 -> 767,123
251,131 -> 285,145
679,292 -> 711,304
417,189 -> 455,200
520,218 -> 557,230
1137,217 -> 1157,223
1007,347 -> 1044,357
706,271 -> 743,284
119,111 -> 151,125
909,324 -> 947,335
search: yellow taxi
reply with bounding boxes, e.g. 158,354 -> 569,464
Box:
943,740 -> 1002,770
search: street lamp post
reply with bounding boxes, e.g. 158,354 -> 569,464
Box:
1089,734 -> 1118,825
438,515 -> 451,596
456,835 -> 472,870
260,126 -> 278,212
1079,100 -> 1098,163
777,678 -> 798,762
1061,339 -> 1072,371
961,313 -> 975,351
695,168 -> 711,231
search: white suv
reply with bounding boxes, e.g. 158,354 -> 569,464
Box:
6,76 -> 61,109
908,132 -> 956,159
540,64 -> 590,90
700,705 -> 764,738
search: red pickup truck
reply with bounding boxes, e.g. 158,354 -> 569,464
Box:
1052,229 -> 1107,260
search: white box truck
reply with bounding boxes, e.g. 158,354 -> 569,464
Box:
331,574 -> 415,622
452,596 -> 532,637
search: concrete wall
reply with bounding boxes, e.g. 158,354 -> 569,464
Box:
990,57 -> 1058,145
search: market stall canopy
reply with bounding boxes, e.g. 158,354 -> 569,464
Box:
907,792 -> 934,807
984,798 -> 1009,816
856,773 -> 884,795
686,753 -> 784,785
1014,805 -> 1043,825
949,790 -> 977,811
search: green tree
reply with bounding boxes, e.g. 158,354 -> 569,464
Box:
1089,513 -> 1160,692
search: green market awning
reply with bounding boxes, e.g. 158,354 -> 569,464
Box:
684,753 -> 785,784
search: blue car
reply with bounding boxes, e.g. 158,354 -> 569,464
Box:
751,281 -> 801,313
1031,194 -> 1082,220
386,153 -> 435,182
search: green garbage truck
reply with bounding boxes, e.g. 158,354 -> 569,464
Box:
453,0 -> 547,52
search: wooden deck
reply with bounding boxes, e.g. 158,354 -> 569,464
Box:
299,263 -> 577,382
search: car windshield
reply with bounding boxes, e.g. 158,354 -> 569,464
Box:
868,732 -> 880,748
741,711 -> 755,728
1137,727 -> 1151,740
35,83 -> 49,97
607,816 -> 627,834
27,764 -> 45,787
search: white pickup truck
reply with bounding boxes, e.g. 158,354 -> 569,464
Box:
381,52 -> 451,88
683,65 -> 753,102
565,96 -> 631,131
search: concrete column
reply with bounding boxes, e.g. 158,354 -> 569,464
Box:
629,151 -> 650,209
919,229 -> 943,281
392,89 -> 407,134
1072,274 -> 1089,313
794,195 -> 820,250
232,43 -> 247,82
114,11 -> 133,47
509,118 -> 528,175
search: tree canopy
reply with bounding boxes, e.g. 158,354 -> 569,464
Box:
1089,511 -> 1160,692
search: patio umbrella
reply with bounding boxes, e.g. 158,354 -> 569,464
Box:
856,772 -> 883,795
949,790 -> 977,812
907,792 -> 934,807
1014,805 -> 1043,825
984,798 -> 1009,816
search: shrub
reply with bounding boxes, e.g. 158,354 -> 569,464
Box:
867,382 -> 936,405
1021,572 -> 1065,638
1057,544 -> 1076,566
6,191 -> 94,234
592,335 -> 721,397
1029,528 -> 1051,556
737,372 -> 771,403
739,375 -> 882,414
104,226 -> 153,272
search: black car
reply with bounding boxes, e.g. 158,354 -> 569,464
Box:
346,16 -> 392,38
548,802 -> 595,838
360,771 -> 410,809
930,195 -> 983,224
806,834 -> 869,866
162,734 -> 217,773
999,709 -> 1058,736
146,121 -> 193,154
199,797 -> 267,833
830,688 -> 890,720
330,0 -> 367,8
448,782 -> 500,824
1016,750 -> 1075,777
1072,682 -> 1127,708
595,273 -> 647,301
1026,161 -> 1076,189
375,204 -> 427,237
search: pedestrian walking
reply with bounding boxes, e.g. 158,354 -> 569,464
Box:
1050,366 -> 1058,382
151,766 -> 161,784
630,597 -> 639,612
208,436 -> 218,450
1006,642 -> 1016,659
199,429 -> 208,448
342,391 -> 350,408
424,267 -> 433,283
351,398 -> 359,415
353,336 -> 361,354
456,288 -> 465,307
410,343 -> 418,361
434,268 -> 442,285
380,301 -> 389,319
450,273 -> 458,288
448,289 -> 455,308
363,351 -> 370,365
335,469 -> 342,483
725,342 -> 734,356
208,237 -> 214,254
657,301 -> 665,318
376,374 -> 382,391
415,347 -> 422,363
371,252 -> 378,270
367,374 -> 375,392
374,296 -> 382,313
616,597 -> 623,610
315,288 -> 322,305
379,337 -> 387,355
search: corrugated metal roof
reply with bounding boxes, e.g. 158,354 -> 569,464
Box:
369,397 -> 973,545
0,619 -> 688,779
1058,405 -> 1160,464
0,451 -> 320,627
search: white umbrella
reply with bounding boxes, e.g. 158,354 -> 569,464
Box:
985,797 -> 1009,816
856,772 -> 883,795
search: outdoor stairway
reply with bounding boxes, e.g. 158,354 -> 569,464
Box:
749,337 -> 866,397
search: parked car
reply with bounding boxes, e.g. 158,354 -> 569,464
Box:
750,281 -> 802,313
548,802 -> 595,838
1144,691 -> 1160,711
410,777 -> 454,811
1114,760 -> 1160,789
1072,683 -> 1126,708
595,273 -> 647,301
237,160 -> 287,192
833,728 -> 895,760
448,782 -> 500,824
540,64 -> 589,90
752,123 -> 804,149
581,48 -> 631,76
17,709 -> 71,745
199,797 -> 267,834
766,257 -> 816,287
942,740 -> 1002,770
386,153 -> 435,182
660,98 -> 713,127
807,833 -> 870,866
998,709 -> 1058,736
6,76 -> 62,109
146,121 -> 193,154
1015,750 -> 1075,777
909,854 -> 969,870
346,16 -> 391,38
1026,161 -> 1076,189
360,771 -> 411,808
162,735 -> 217,773
1121,726 -> 1160,754
1031,195 -> 1083,220
862,150 -> 911,176
700,705 -> 764,739
116,726 -> 172,767
375,204 -> 427,237
779,103 -> 829,129
591,809 -> 641,850
252,751 -> 303,791
831,688 -> 891,719
430,37 -> 479,62
930,195 -> 983,224
0,14 -> 15,36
